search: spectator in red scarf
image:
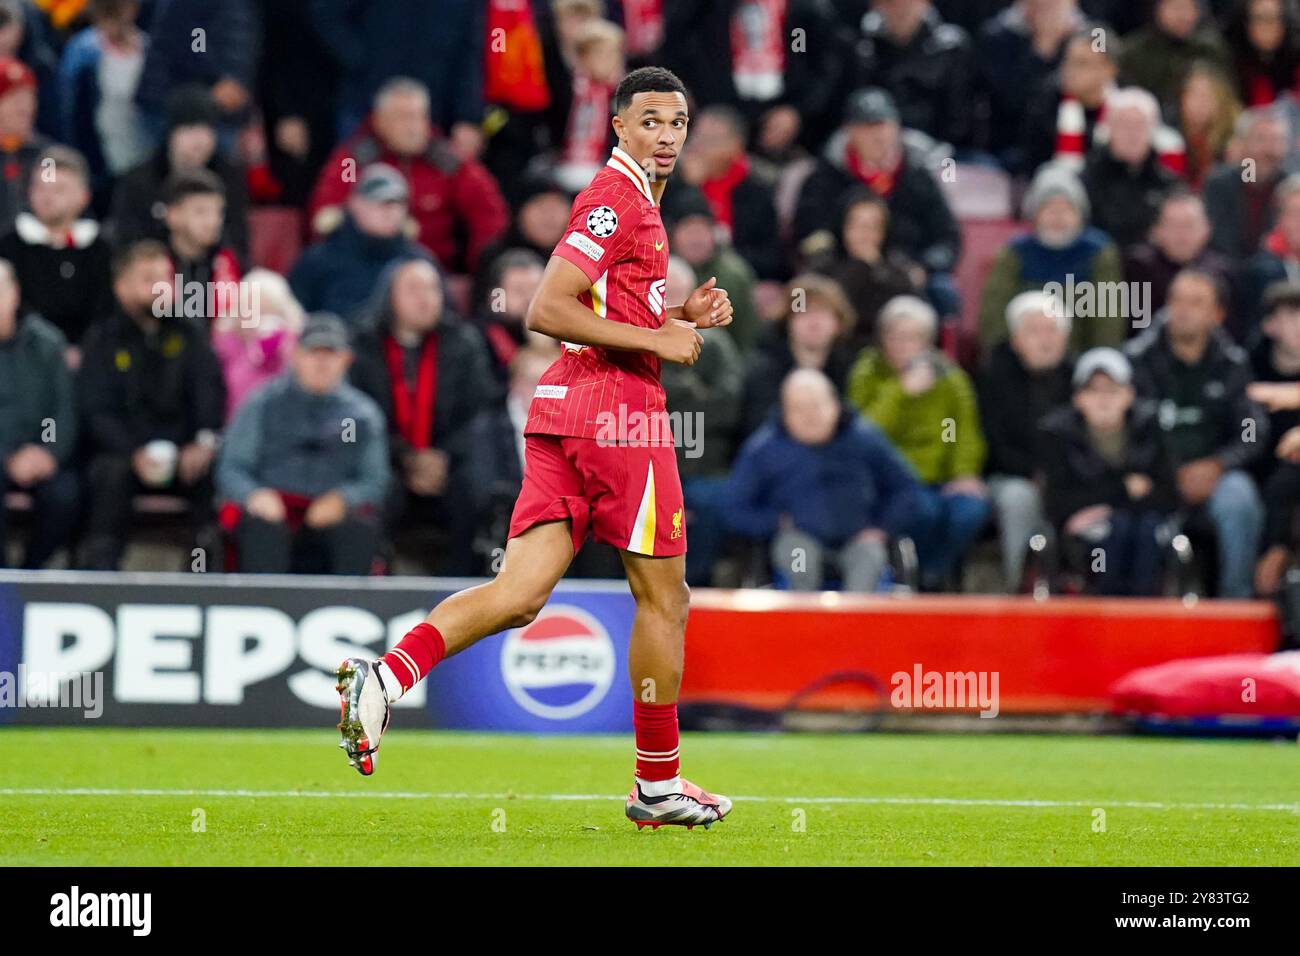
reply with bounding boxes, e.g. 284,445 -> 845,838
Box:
673,105 -> 781,281
0,55 -> 49,235
308,77 -> 509,273
1203,105 -> 1289,261
349,258 -> 499,574
1225,0 -> 1300,106
473,248 -> 554,388
794,88 -> 961,319
553,18 -> 623,194
1021,31 -> 1188,179
160,168 -> 241,324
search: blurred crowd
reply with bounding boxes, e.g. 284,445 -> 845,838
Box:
7,0 -> 1300,598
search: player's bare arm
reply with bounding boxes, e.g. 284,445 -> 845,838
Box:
527,255 -> 704,365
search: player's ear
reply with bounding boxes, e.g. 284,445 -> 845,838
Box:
611,111 -> 624,143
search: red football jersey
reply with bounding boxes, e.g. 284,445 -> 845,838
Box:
525,146 -> 673,444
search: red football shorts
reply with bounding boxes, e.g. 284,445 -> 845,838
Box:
508,435 -> 686,557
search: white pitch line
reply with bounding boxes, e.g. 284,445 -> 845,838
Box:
1,787 -> 1297,813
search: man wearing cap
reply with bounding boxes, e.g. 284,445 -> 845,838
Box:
0,55 -> 49,235
308,76 -> 508,273
110,85 -> 250,265
1039,346 -> 1174,596
290,162 -> 429,324
1126,268 -> 1267,597
794,86 -> 961,318
217,312 -> 391,574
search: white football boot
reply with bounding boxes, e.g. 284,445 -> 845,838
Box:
335,658 -> 392,776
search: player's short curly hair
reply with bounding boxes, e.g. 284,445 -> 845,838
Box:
613,66 -> 689,114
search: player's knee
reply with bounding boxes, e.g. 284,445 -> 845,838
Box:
651,580 -> 690,631
505,591 -> 549,629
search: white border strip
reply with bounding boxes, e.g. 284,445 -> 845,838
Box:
1,787 -> 1295,812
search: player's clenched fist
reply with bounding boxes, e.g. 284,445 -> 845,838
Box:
681,275 -> 734,328
653,318 -> 703,365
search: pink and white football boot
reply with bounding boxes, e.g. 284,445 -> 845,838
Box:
626,778 -> 733,829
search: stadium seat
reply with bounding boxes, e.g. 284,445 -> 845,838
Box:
940,163 -> 1014,221
248,206 -> 305,275
952,218 -> 1025,368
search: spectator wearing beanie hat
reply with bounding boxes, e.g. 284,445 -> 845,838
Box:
109,84 -> 250,266
0,55 -> 50,235
979,161 -> 1125,355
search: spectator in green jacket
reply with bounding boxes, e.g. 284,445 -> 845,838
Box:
0,259 -> 80,567
978,161 -> 1125,356
664,185 -> 761,355
848,294 -> 990,588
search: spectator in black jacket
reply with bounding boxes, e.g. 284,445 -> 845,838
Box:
1080,86 -> 1181,250
794,88 -> 961,316
1039,347 -> 1175,596
977,291 -> 1074,592
0,260 -> 79,568
977,0 -> 1086,169
1202,105 -> 1288,262
1238,172 -> 1300,335
289,163 -> 430,326
110,85 -> 250,266
77,240 -> 227,570
135,0 -> 259,145
851,0 -> 976,149
673,105 -> 782,281
1124,268 -> 1267,597
0,145 -> 113,357
311,0 -> 486,152
349,258 -> 498,575
809,189 -> 920,355
1124,190 -> 1231,321
659,0 -> 853,158
255,0 -> 339,208
1244,281 -> 1300,592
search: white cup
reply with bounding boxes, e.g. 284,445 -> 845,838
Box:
142,440 -> 179,487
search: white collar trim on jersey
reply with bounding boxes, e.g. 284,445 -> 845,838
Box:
607,146 -> 655,203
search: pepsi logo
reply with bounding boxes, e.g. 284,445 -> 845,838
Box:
500,605 -> 615,720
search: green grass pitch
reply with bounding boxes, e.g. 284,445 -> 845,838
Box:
2,728 -> 1298,866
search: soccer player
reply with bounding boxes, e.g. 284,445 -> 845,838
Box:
335,67 -> 736,829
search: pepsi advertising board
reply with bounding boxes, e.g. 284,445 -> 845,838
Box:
0,572 -> 635,732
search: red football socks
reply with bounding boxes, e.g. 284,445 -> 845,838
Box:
633,700 -> 680,781
381,622 -> 446,693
